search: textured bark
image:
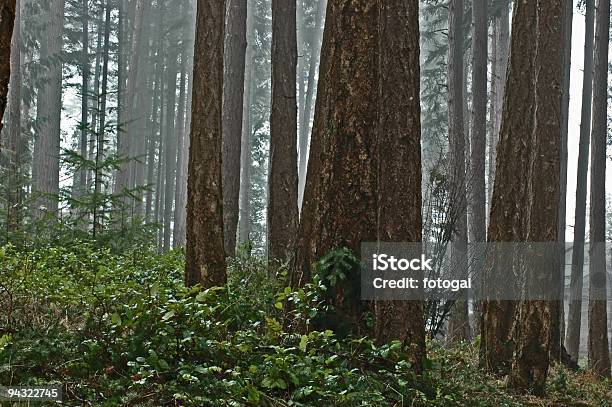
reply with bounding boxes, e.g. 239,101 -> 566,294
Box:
297,0 -> 326,209
172,62 -> 188,248
76,0 -> 89,197
6,0 -> 19,232
373,0 -> 425,371
587,0 -> 611,379
238,0 -> 255,245
174,71 -> 193,248
268,0 -> 299,262
508,0 -> 564,394
566,0 -> 595,363
185,0 -> 227,287
481,0 -> 537,374
32,0 -> 65,216
222,0 -> 248,255
0,0 -> 16,137
447,0 -> 469,343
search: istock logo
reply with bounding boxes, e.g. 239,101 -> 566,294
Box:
372,254 -> 433,271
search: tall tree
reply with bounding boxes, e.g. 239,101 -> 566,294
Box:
507,0 -> 564,393
374,0 -> 425,371
447,0 -> 469,342
481,0 -> 537,374
75,0 -> 89,198
566,0 -> 595,363
185,0 -> 227,287
6,0 -> 20,233
0,0 -> 16,136
268,0 -> 298,262
222,0 -> 248,255
587,0 -> 611,379
32,0 -> 65,216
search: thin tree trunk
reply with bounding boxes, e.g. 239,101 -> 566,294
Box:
566,0 -> 595,363
587,0 -> 611,379
76,0 -> 89,198
32,0 -> 65,217
268,0 -> 298,262
222,0 -> 248,255
447,0 -> 470,343
87,5 -> 104,190
185,0 -> 227,287
374,0 -> 425,372
238,0 -> 255,246
0,0 -> 16,137
172,52 -> 188,247
6,0 -> 20,234
508,0 -> 564,394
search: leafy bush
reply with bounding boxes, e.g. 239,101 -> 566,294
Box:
0,244 -> 609,406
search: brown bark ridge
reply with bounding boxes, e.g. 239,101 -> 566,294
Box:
447,0 -> 470,343
374,0 -> 425,371
268,0 -> 299,263
32,0 -> 65,216
222,0 -> 248,256
507,0 -> 564,394
587,0 -> 611,379
185,0 -> 227,288
480,0 -> 537,375
0,0 -> 16,137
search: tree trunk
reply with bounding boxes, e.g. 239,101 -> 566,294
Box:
222,0 -> 248,255
185,0 -> 227,287
93,0 -> 112,236
481,0 -> 537,374
373,0 -> 425,372
566,0 -> 595,363
587,0 -> 611,379
32,0 -> 65,217
447,0 -> 470,343
508,0 -> 564,394
268,0 -> 298,263
172,57 -> 188,248
238,0 -> 255,246
6,0 -> 20,233
0,0 -> 16,137
76,0 -> 89,198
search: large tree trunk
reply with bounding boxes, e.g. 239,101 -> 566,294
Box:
447,0 -> 470,343
297,0 -> 326,209
587,0 -> 611,379
0,0 -> 16,137
222,0 -> 248,256
185,0 -> 227,287
373,0 -> 425,372
566,0 -> 595,363
508,0 -> 564,394
268,0 -> 298,263
6,0 -> 20,233
32,0 -> 65,217
481,0 -> 537,374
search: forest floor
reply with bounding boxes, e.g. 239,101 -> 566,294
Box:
0,243 -> 610,406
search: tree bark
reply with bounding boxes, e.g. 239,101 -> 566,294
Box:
566,0 -> 595,363
222,0 -> 248,255
6,0 -> 19,233
32,0 -> 65,217
508,0 -> 564,394
0,0 -> 16,137
76,0 -> 89,198
587,0 -> 611,379
268,0 -> 299,263
481,0 -> 537,374
185,0 -> 227,287
447,0 -> 470,343
373,0 -> 425,372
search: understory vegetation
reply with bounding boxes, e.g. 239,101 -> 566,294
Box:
0,243 -> 609,406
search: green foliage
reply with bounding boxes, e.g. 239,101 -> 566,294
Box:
0,243 -> 609,406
